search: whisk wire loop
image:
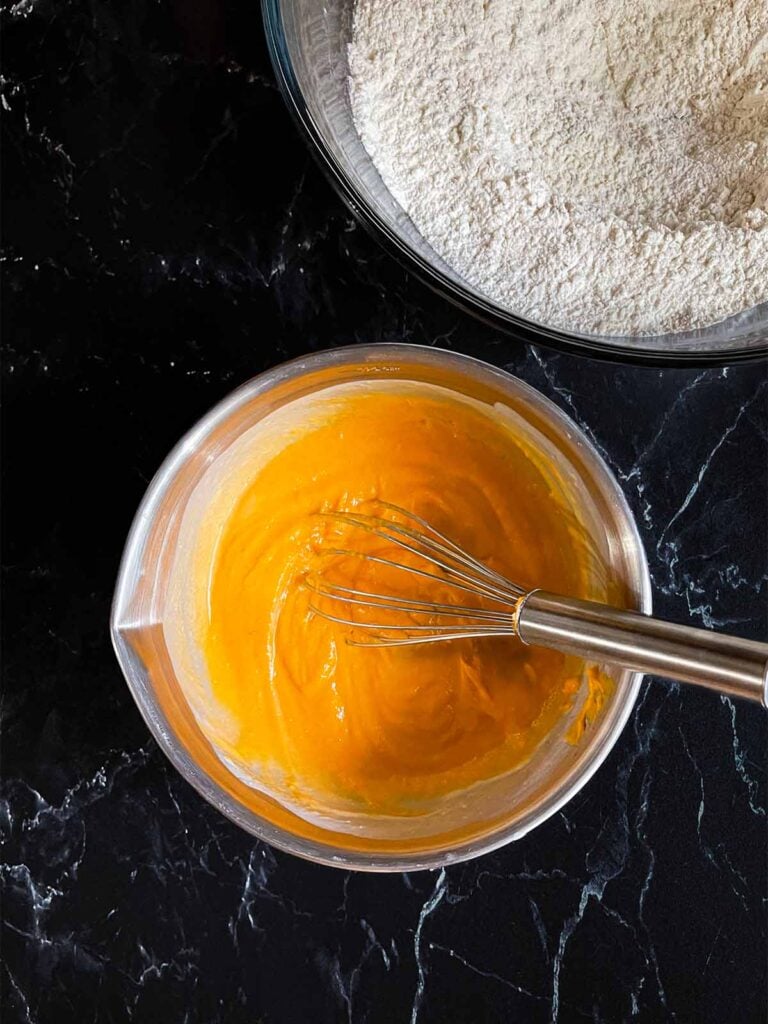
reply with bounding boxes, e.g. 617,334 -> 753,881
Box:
308,505 -> 523,646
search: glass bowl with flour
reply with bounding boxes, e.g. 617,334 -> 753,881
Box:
263,0 -> 768,360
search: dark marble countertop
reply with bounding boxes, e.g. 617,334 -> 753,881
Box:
2,2 -> 767,1022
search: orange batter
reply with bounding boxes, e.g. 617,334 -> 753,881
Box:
202,385 -> 608,815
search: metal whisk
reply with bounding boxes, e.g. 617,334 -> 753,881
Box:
307,505 -> 768,707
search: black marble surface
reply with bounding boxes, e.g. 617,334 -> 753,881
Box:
2,2 -> 767,1021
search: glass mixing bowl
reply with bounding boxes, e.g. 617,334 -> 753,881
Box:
112,345 -> 651,870
262,0 -> 768,364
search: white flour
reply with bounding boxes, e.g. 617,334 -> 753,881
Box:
348,0 -> 768,336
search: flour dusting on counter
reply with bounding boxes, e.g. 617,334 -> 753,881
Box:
349,0 -> 768,335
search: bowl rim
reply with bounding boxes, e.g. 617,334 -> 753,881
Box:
112,344 -> 653,871
260,0 -> 768,367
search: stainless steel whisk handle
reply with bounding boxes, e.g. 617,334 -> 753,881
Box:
517,591 -> 768,707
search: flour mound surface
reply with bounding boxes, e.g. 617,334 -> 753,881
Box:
348,0 -> 768,336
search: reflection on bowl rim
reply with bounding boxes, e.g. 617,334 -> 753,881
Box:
111,344 -> 652,870
261,0 -> 768,365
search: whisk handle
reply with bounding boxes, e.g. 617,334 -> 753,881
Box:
517,591 -> 768,707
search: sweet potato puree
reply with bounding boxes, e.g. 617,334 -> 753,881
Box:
196,381 -> 611,817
